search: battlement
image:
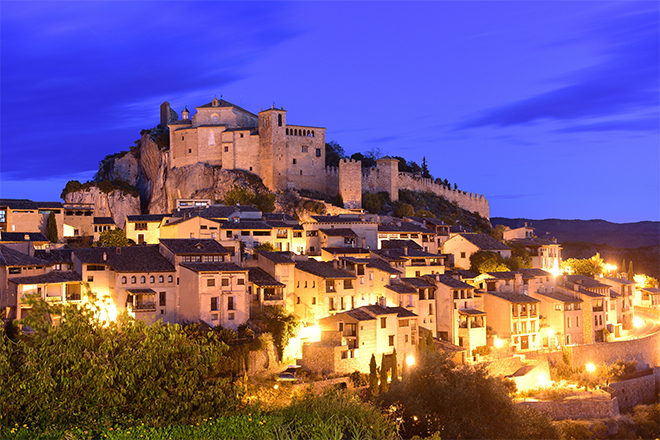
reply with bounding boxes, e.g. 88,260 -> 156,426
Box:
339,159 -> 361,165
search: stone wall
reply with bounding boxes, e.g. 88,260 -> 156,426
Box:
566,329 -> 660,370
339,159 -> 362,209
607,370 -> 657,410
518,393 -> 619,420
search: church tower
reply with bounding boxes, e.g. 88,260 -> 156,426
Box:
258,107 -> 287,191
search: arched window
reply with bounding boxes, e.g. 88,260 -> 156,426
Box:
159,275 -> 164,283
131,276 -> 136,284
286,128 -> 289,135
141,276 -> 146,284
278,114 -> 282,127
150,275 -> 155,283
312,130 -> 315,137
168,275 -> 173,283
122,276 -> 127,284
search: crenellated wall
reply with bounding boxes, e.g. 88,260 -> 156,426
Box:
339,159 -> 362,209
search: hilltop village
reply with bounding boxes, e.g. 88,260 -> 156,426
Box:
1,99 -> 659,420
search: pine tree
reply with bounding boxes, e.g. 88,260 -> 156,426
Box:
622,259 -> 626,276
421,157 -> 431,179
368,354 -> 378,399
379,353 -> 389,394
46,211 -> 58,243
628,261 -> 634,281
391,348 -> 399,384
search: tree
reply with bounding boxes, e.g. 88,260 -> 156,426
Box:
362,192 -> 383,214
379,353 -> 389,394
415,209 -> 435,219
253,242 -> 276,252
350,152 -> 376,168
325,141 -> 345,167
259,306 -> 300,361
489,224 -> 507,241
561,253 -> 604,277
224,186 -> 276,213
628,261 -> 634,281
421,157 -> 431,179
333,193 -> 344,208
394,203 -> 414,218
391,348 -> 399,384
379,351 -> 559,439
46,211 -> 58,243
505,241 -> 532,270
94,228 -> 130,247
470,251 -> 509,273
369,354 -> 379,400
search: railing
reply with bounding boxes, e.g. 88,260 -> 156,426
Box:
264,293 -> 284,301
593,306 -> 604,312
133,301 -> 156,311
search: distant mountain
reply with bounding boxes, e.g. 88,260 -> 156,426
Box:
491,218 -> 659,249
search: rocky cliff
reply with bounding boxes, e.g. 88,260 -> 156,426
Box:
62,129 -> 272,225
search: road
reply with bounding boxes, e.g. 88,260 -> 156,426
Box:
615,310 -> 660,341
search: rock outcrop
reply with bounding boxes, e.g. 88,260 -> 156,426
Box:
63,187 -> 141,229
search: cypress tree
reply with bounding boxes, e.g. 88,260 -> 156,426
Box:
379,353 -> 389,394
368,354 -> 378,399
46,211 -> 58,243
391,348 -> 399,384
628,261 -> 634,281
622,259 -> 626,276
426,332 -> 434,353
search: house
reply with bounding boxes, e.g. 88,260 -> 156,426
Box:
125,214 -> 171,244
62,203 -> 95,238
92,217 -> 116,242
304,214 -> 379,254
318,228 -> 359,249
530,288 -> 584,346
600,276 -> 636,329
266,220 -> 305,253
178,262 -> 249,329
72,246 -> 177,324
431,274 -> 486,361
378,222 -> 438,253
508,237 -> 561,275
301,303 -> 418,374
559,275 -> 614,343
8,271 -> 83,322
0,245 -> 52,319
403,216 -> 451,247
502,224 -> 535,241
293,259 -> 356,321
247,267 -> 286,316
395,277 -> 438,335
34,248 -> 74,272
0,199 -> 64,238
219,219 -> 273,256
482,290 -> 541,352
336,256 -> 402,308
442,233 -> 511,269
639,287 -> 660,309
371,244 -> 446,278
0,232 -> 50,252
251,251 -> 297,313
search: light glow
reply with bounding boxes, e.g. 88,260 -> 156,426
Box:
82,293 -> 118,326
586,363 -> 596,373
633,316 -> 645,328
406,355 -> 415,366
494,336 -> 504,349
300,324 -> 321,342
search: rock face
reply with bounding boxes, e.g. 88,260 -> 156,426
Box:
65,131 -> 269,220
64,187 -> 141,229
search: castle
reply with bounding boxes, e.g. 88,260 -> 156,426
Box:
163,98 -> 489,218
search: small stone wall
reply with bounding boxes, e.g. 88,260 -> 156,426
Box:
608,370 -> 657,410
567,330 -> 660,370
518,394 -> 619,420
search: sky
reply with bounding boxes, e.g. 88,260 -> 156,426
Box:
1,1 -> 658,223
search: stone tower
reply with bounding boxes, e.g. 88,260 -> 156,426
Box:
376,157 -> 400,201
258,107 -> 287,191
160,102 -> 178,126
339,159 -> 362,209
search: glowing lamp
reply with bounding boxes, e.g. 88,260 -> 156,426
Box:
633,316 -> 645,328
586,363 -> 596,373
406,355 -> 415,366
494,337 -> 504,349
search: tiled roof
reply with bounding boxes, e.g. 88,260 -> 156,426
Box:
0,199 -> 63,209
180,262 -> 245,273
401,277 -> 436,288
170,119 -> 192,126
564,275 -> 609,289
8,271 -> 81,285
387,306 -> 418,318
458,308 -> 486,316
295,260 -> 355,279
380,240 -> 422,250
641,287 -> 660,294
485,271 -> 534,280
434,274 -> 474,289
266,220 -> 303,230
459,233 -> 510,251
0,232 -> 49,242
322,247 -> 371,255
609,290 -> 621,298
484,291 -> 540,303
602,276 -> 637,285
198,206 -> 240,219
34,249 -> 74,264
532,289 -> 583,303
372,248 -> 442,260
159,239 -> 230,255
345,309 -> 376,321
0,245 -> 50,267
370,249 -> 407,262
195,99 -> 257,118
126,214 -> 171,222
366,258 -> 401,275
319,228 -> 357,237
262,213 -> 296,222
73,246 -> 175,273
386,283 -> 418,294
361,304 -> 417,318
220,220 -> 272,230
310,215 -> 377,224
126,288 -> 156,294
256,251 -> 295,264
93,217 -> 116,225
248,267 -> 285,287
445,269 -> 480,280
517,268 -> 553,277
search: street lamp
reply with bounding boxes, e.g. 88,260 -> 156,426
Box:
586,363 -> 596,373
406,355 -> 415,367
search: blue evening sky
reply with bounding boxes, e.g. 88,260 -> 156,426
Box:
1,1 -> 658,223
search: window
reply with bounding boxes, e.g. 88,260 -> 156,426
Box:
211,297 -> 218,311
221,278 -> 229,286
567,317 -> 571,328
302,146 -> 308,153
389,335 -> 395,346
168,275 -> 173,283
228,312 -> 235,321
159,275 -> 164,283
150,276 -> 155,283
135,222 -> 148,231
343,279 -> 353,289
576,316 -> 580,327
140,276 -> 146,284
159,292 -> 166,307
228,296 -> 235,311
316,148 -> 321,157
555,303 -> 562,311
292,158 -> 297,165
312,297 -> 316,305
87,276 -> 94,282
131,276 -> 136,284
237,278 -> 245,285
381,317 -> 387,329
278,114 -> 282,126
122,276 -> 127,284
207,278 -> 215,287
224,146 -> 229,153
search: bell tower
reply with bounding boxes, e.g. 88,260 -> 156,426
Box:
258,106 -> 287,190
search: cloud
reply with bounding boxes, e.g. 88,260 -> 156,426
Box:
364,135 -> 399,144
554,116 -> 660,134
457,5 -> 659,131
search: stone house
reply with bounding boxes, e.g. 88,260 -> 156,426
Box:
482,290 -> 541,352
378,222 -> 438,253
600,275 -> 636,329
303,215 -> 379,255
0,232 -> 50,252
558,275 -> 614,343
442,233 -> 511,269
0,199 -> 64,239
301,304 -> 418,375
62,203 -> 95,238
251,251 -> 297,314
403,216 -> 451,248
639,287 -> 660,309
125,214 -> 171,245
8,271 -> 83,322
371,243 -> 446,278
0,245 -> 52,319
92,217 -> 116,242
530,288 -> 584,346
247,267 -> 286,316
293,259 -> 356,322
336,256 -> 402,308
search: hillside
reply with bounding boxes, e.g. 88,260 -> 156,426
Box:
491,218 -> 659,249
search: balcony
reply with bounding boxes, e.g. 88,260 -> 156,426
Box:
133,301 -> 156,312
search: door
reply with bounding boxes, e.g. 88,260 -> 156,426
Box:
520,335 -> 529,350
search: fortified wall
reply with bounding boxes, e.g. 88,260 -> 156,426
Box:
328,157 -> 490,219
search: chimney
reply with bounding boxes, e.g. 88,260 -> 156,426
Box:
403,246 -> 408,256
103,252 -> 107,261
24,234 -> 30,241
116,247 -> 121,254
378,296 -> 387,307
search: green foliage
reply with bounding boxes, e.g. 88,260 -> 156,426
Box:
253,242 -> 276,252
471,345 -> 492,357
93,228 -> 130,247
627,260 -> 634,281
325,141 -> 345,167
333,193 -> 344,208
0,296 -> 240,430
505,241 -> 533,270
94,150 -> 129,181
46,212 -> 58,243
378,351 -> 559,439
489,224 -> 507,241
561,253 -> 604,277
391,349 -> 398,384
62,179 -> 140,199
608,358 -> 637,378
379,353 -> 389,394
350,152 -> 376,168
348,371 -> 368,388
362,192 -> 383,214
470,251 -> 509,273
394,203 -> 414,218
415,209 -> 435,218
369,354 -> 378,400
224,187 -> 276,213
421,157 -> 431,179
259,306 -> 300,361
